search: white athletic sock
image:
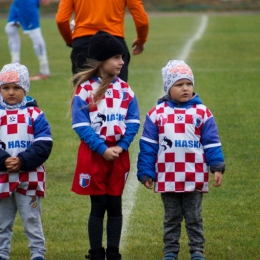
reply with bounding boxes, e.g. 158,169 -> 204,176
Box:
10,51 -> 20,63
38,55 -> 50,75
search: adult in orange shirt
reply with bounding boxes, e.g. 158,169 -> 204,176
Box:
55,0 -> 149,82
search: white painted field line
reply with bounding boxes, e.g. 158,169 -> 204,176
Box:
121,15 -> 208,245
178,15 -> 208,61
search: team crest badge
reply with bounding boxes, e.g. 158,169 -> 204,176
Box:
192,114 -> 202,127
25,113 -> 33,126
158,114 -> 167,126
79,173 -> 91,188
119,89 -> 129,101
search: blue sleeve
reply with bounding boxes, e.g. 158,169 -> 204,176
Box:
142,114 -> 159,141
0,149 -> 11,171
17,141 -> 53,171
74,126 -> 108,155
204,146 -> 224,166
72,95 -> 108,155
137,139 -> 158,182
137,114 -> 159,182
33,113 -> 52,141
201,117 -> 224,166
125,95 -> 140,122
72,96 -> 91,127
117,123 -> 140,151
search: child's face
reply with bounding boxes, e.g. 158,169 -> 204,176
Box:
99,54 -> 124,78
169,79 -> 194,103
0,83 -> 25,105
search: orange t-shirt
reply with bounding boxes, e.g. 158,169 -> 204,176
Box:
56,0 -> 149,46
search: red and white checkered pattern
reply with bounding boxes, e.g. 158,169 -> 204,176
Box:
0,107 -> 46,198
0,169 -> 45,199
149,103 -> 212,193
76,78 -> 136,142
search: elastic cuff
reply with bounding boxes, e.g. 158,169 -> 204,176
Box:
210,162 -> 225,174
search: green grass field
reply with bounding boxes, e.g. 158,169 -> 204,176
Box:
0,12 -> 260,260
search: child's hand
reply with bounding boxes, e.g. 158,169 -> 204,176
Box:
102,146 -> 123,161
112,146 -> 123,155
102,147 -> 120,161
144,178 -> 153,189
5,157 -> 22,173
213,171 -> 223,187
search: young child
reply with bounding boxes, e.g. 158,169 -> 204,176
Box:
70,31 -> 140,260
137,60 -> 225,260
0,63 -> 53,260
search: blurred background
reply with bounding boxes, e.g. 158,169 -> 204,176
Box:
1,0 -> 260,13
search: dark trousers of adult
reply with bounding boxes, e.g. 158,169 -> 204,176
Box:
70,36 -> 130,82
161,191 -> 205,255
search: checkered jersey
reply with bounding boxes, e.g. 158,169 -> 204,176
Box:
148,102 -> 213,193
73,77 -> 140,142
0,169 -> 45,199
0,107 -> 47,198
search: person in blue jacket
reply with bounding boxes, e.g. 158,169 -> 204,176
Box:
5,0 -> 50,80
137,60 -> 225,260
0,63 -> 53,260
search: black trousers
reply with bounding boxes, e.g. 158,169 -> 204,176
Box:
70,35 -> 130,82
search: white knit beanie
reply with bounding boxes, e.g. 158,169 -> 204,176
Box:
0,63 -> 30,94
162,60 -> 194,95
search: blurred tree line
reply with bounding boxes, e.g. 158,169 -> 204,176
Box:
0,0 -> 260,13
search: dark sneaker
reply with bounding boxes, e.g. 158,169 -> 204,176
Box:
191,251 -> 205,260
30,73 -> 50,81
164,252 -> 178,260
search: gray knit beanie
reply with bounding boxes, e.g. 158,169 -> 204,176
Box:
162,60 -> 194,95
0,63 -> 30,93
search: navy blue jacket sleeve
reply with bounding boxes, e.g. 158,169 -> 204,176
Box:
17,112 -> 53,171
0,149 -> 11,171
18,141 -> 53,171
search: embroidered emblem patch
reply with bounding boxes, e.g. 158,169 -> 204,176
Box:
25,113 -> 33,126
119,89 -> 129,100
158,114 -> 167,126
79,173 -> 91,188
192,115 -> 203,128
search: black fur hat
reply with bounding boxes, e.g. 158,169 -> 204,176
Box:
88,31 -> 125,61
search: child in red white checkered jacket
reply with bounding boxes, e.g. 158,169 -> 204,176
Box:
70,31 -> 140,260
137,60 -> 225,260
0,63 -> 53,260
